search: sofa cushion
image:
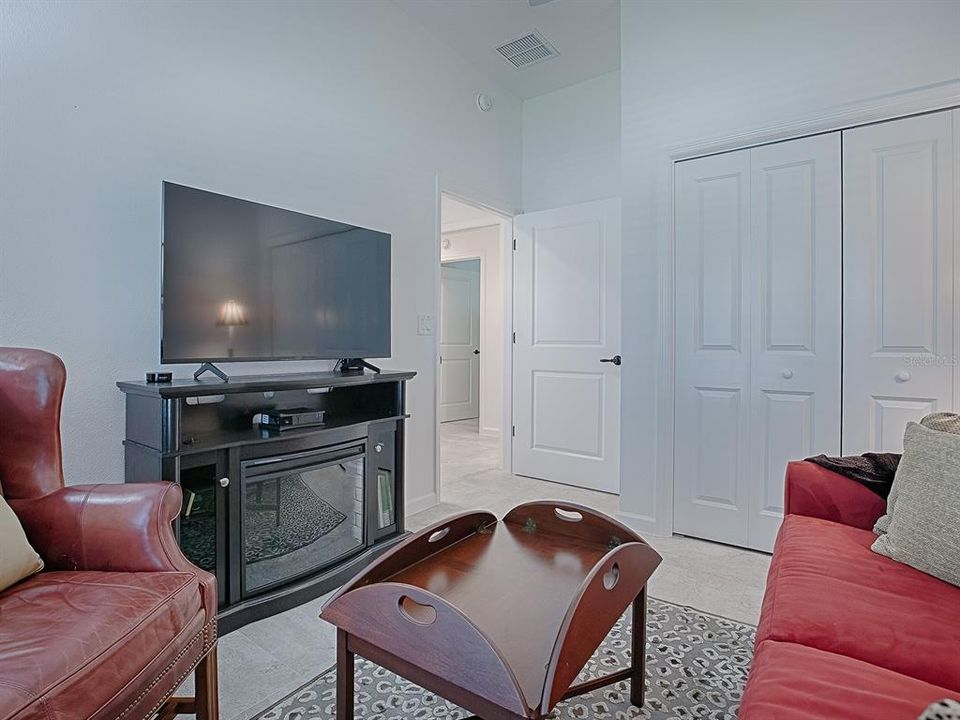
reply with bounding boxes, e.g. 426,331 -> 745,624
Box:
0,570 -> 203,720
757,515 -> 960,691
740,640 -> 954,719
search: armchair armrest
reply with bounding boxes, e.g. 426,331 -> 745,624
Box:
784,461 -> 887,530
10,482 -> 216,610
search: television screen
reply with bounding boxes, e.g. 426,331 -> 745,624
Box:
161,183 -> 391,363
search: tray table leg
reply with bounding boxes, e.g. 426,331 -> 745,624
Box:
630,587 -> 647,708
337,629 -> 354,720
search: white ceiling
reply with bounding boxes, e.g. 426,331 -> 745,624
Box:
393,0 -> 620,100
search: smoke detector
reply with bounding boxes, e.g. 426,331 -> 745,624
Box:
476,93 -> 494,112
494,31 -> 559,70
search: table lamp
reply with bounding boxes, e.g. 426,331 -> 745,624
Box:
217,300 -> 248,358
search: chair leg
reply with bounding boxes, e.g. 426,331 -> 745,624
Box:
630,587 -> 647,708
337,629 -> 354,720
195,646 -> 220,720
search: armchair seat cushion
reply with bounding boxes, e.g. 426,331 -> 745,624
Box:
0,570 -> 209,720
757,515 -> 960,692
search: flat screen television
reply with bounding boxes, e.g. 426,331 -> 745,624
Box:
161,182 -> 391,364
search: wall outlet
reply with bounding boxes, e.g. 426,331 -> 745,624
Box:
417,313 -> 434,336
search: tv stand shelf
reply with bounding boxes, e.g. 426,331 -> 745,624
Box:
117,369 -> 416,634
118,369 -> 415,398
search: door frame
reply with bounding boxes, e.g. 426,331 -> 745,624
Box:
433,185 -> 515,508
439,256 -> 482,425
641,89 -> 960,538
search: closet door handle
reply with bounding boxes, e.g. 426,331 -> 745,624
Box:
600,355 -> 622,366
895,371 -> 912,383
781,369 -> 794,380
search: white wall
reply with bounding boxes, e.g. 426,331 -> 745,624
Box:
441,225 -> 504,436
521,71 -> 620,212
619,0 -> 960,533
0,0 -> 522,513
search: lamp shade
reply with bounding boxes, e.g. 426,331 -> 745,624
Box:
216,300 -> 249,327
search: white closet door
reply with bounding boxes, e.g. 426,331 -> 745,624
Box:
747,133 -> 842,551
674,150 -> 753,547
842,111 -> 955,454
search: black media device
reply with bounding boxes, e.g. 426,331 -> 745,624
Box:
337,358 -> 381,375
258,407 -> 326,431
145,372 -> 173,383
161,182 -> 392,382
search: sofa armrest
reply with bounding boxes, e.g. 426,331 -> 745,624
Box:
784,460 -> 887,530
11,482 -> 216,610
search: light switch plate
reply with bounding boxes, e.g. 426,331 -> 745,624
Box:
417,314 -> 434,336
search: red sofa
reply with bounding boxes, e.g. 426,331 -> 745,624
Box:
0,348 -> 219,720
740,461 -> 960,718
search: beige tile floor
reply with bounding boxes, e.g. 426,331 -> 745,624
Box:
205,419 -> 771,720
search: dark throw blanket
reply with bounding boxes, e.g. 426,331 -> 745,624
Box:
805,452 -> 901,499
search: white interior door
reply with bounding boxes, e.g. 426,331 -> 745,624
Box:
842,111 -> 955,453
440,262 -> 481,423
512,198 -> 621,493
674,150 -> 753,547
674,133 -> 842,551
747,133 -> 842,551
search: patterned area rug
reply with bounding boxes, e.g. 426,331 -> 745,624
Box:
249,597 -> 756,720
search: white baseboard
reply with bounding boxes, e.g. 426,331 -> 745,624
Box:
617,509 -> 668,538
405,491 -> 439,517
479,426 -> 500,437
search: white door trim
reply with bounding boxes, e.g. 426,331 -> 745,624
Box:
635,85 -> 960,538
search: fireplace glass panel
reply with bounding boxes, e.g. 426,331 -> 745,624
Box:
242,447 -> 364,595
178,464 -> 220,575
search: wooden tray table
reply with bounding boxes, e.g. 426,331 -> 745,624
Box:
321,501 -> 662,719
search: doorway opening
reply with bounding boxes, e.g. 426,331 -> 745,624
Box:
438,194 -> 511,500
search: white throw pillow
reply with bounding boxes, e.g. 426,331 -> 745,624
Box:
0,494 -> 44,592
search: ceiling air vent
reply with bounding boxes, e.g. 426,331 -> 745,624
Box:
494,31 -> 558,69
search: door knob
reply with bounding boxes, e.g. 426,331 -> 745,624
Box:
781,369 -> 794,380
600,355 -> 622,366
895,370 -> 912,383
374,443 -> 384,453
473,349 -> 480,355
219,477 -> 230,488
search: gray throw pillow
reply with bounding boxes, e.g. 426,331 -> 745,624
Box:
871,422 -> 960,587
874,412 -> 960,535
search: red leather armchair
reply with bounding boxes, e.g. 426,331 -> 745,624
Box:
0,348 -> 219,720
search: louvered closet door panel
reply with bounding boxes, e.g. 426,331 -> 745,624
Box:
842,111 -> 955,454
674,150 -> 752,547
747,133 -> 842,552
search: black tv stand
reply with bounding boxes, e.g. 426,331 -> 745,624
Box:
338,358 -> 381,375
193,362 -> 229,382
116,368 -> 416,634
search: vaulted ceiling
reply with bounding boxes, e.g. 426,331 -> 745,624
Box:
393,0 -> 620,100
